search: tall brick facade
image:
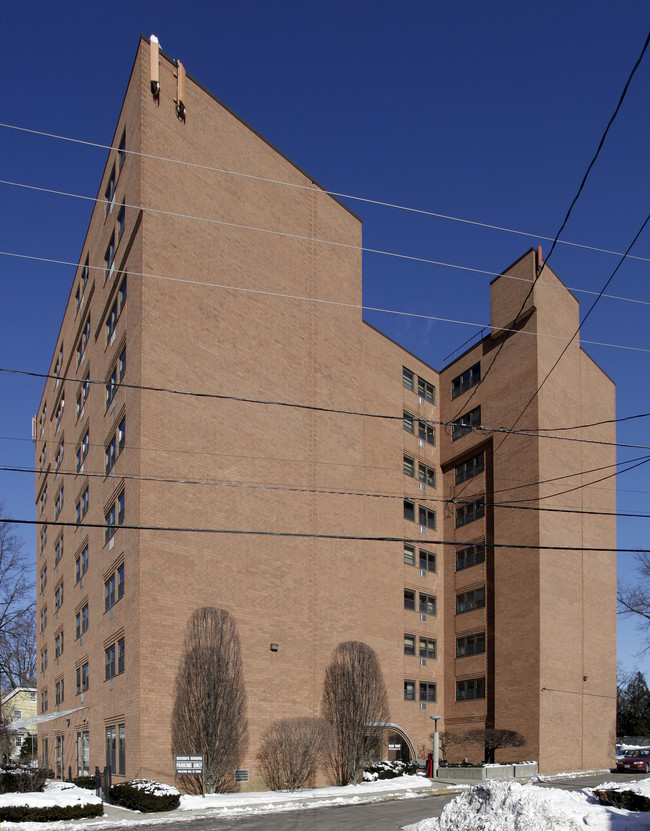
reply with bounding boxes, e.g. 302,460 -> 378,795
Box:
34,36 -> 616,786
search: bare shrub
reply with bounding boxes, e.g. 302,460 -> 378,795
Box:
171,608 -> 247,793
321,641 -> 389,786
464,728 -> 526,763
257,717 -> 332,791
434,730 -> 465,762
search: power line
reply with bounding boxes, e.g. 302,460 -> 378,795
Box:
4,463 -> 634,520
2,249 -> 650,356
0,515 -> 630,553
6,365 -> 650,451
3,176 -> 650,312
447,28 -> 650,417
2,120 -> 649,266
494,209 -> 650,456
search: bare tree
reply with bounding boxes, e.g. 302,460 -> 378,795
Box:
257,717 -> 332,791
321,641 -> 389,786
0,514 -> 35,689
618,552 -> 650,651
434,730 -> 465,762
171,607 -> 248,793
464,728 -> 525,763
0,610 -> 36,690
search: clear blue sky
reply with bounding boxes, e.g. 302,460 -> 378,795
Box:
1,2 -> 649,677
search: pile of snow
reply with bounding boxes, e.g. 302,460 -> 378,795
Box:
595,777 -> 650,797
0,780 -> 102,810
406,780 -> 650,831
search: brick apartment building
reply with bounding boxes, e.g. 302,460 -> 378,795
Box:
34,35 -> 616,786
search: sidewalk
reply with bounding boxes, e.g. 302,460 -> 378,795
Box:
94,775 -> 467,825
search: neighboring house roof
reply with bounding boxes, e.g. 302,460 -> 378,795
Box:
1,687 -> 37,707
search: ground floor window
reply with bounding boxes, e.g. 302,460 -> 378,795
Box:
106,723 -> 125,775
55,735 -> 64,779
77,730 -> 90,776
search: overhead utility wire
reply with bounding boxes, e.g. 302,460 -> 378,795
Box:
447,28 -> 650,419
2,179 -> 650,313
3,463 -> 635,519
1,120 -> 649,266
494,210 -> 650,456
6,365 -> 650,451
2,249 -> 650,356
0,515 -> 632,553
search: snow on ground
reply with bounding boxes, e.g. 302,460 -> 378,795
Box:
0,775 -> 649,830
179,772 -> 444,811
404,780 -> 650,831
0,780 -> 102,810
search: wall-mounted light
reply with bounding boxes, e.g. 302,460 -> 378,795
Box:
270,643 -> 279,652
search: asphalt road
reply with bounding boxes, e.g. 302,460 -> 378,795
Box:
98,772 -> 650,831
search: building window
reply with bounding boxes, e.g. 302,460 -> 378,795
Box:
105,564 -> 125,611
418,377 -> 435,404
41,648 -> 47,673
76,488 -> 89,525
456,498 -> 485,528
54,581 -> 64,612
456,632 -> 486,657
403,545 -> 415,566
418,420 -> 435,445
118,130 -> 126,170
104,232 -> 116,279
40,485 -> 47,515
452,406 -> 481,441
41,690 -> 48,712
402,367 -> 414,391
419,463 -> 435,487
404,634 -> 416,656
75,545 -> 89,583
452,362 -> 481,399
40,565 -> 47,593
12,710 -> 21,723
403,455 -> 415,478
419,549 -> 436,572
456,453 -> 485,485
105,571 -> 119,608
77,729 -> 90,777
55,631 -> 64,659
76,430 -> 89,473
117,203 -> 125,242
105,643 -> 116,679
403,411 -> 415,434
105,491 -> 125,542
419,637 -> 436,659
76,317 -> 90,365
419,592 -> 436,616
105,419 -> 125,474
75,604 -> 89,639
55,394 -> 65,432
403,500 -> 415,522
105,165 -> 116,215
40,523 -> 47,552
55,441 -> 64,473
106,348 -> 126,408
54,488 -> 63,520
404,589 -> 416,611
419,682 -> 436,702
456,587 -> 485,614
40,607 -> 47,632
106,724 -> 126,775
404,680 -> 416,701
456,543 -> 485,571
76,662 -> 89,694
55,679 -> 64,706
76,375 -> 90,421
419,507 -> 436,530
456,677 -> 485,701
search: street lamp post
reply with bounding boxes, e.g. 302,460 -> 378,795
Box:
430,714 -> 442,778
